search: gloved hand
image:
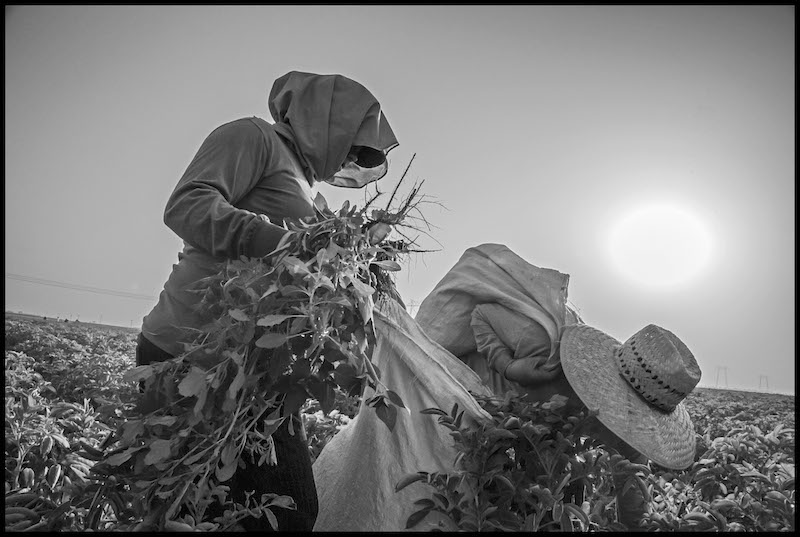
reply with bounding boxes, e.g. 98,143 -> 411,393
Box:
366,222 -> 392,245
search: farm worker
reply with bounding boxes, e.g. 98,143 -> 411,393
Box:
415,243 -> 702,529
136,71 -> 399,531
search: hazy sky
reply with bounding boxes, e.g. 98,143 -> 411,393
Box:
5,5 -> 795,394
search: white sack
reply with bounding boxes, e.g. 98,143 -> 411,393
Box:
312,298 -> 493,531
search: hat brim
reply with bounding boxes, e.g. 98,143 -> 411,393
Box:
560,324 -> 696,470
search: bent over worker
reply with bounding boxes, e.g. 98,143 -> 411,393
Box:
415,243 -> 702,529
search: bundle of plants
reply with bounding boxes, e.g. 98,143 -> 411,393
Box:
84,158 -> 436,531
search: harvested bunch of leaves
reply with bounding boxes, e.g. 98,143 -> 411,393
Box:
86,159 -> 436,531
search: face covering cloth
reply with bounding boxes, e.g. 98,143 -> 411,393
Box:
326,159 -> 389,188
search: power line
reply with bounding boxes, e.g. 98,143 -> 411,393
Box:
5,273 -> 158,301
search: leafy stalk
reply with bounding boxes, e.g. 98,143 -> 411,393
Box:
85,157 -> 431,531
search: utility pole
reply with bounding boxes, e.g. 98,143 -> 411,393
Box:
715,366 -> 728,389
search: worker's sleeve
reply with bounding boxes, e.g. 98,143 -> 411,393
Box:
163,119 -> 288,259
470,305 -> 516,376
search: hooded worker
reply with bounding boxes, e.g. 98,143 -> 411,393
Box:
137,71 -> 399,531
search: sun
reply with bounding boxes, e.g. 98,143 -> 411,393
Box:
607,203 -> 713,289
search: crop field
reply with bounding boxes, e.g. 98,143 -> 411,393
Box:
4,313 -> 795,532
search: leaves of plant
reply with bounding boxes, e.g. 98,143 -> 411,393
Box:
267,494 -> 297,510
371,259 -> 402,271
375,400 -> 398,432
396,472 -> 429,492
227,364 -> 246,400
257,314 -> 294,328
144,439 -> 173,465
122,365 -> 153,384
386,389 -> 406,409
255,333 -> 289,349
215,443 -> 238,482
308,380 -> 337,416
105,446 -> 142,467
283,385 -> 309,416
406,508 -> 432,529
177,367 -> 207,398
228,309 -> 250,322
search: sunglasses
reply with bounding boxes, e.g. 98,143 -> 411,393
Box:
347,146 -> 386,169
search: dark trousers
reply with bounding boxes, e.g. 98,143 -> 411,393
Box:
135,333 -> 319,531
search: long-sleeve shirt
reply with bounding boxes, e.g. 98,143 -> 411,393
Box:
142,117 -> 318,356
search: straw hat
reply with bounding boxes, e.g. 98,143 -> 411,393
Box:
559,323 -> 701,469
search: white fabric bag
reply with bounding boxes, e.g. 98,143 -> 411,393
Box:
312,298 -> 493,531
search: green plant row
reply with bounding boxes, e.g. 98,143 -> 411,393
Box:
4,318 -> 796,532
396,392 -> 795,532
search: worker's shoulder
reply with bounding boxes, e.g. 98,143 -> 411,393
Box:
213,116 -> 273,133
207,116 -> 277,143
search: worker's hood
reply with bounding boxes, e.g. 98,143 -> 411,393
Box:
268,71 -> 399,183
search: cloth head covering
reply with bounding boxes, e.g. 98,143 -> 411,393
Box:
268,71 -> 399,182
560,323 -> 701,469
415,244 -> 581,366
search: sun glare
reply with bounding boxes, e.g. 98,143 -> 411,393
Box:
607,203 -> 713,289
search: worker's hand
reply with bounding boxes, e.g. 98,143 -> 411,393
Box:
506,361 -> 586,413
366,222 -> 392,245
503,357 -> 561,388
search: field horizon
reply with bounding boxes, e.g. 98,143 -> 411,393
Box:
6,310 -> 795,398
